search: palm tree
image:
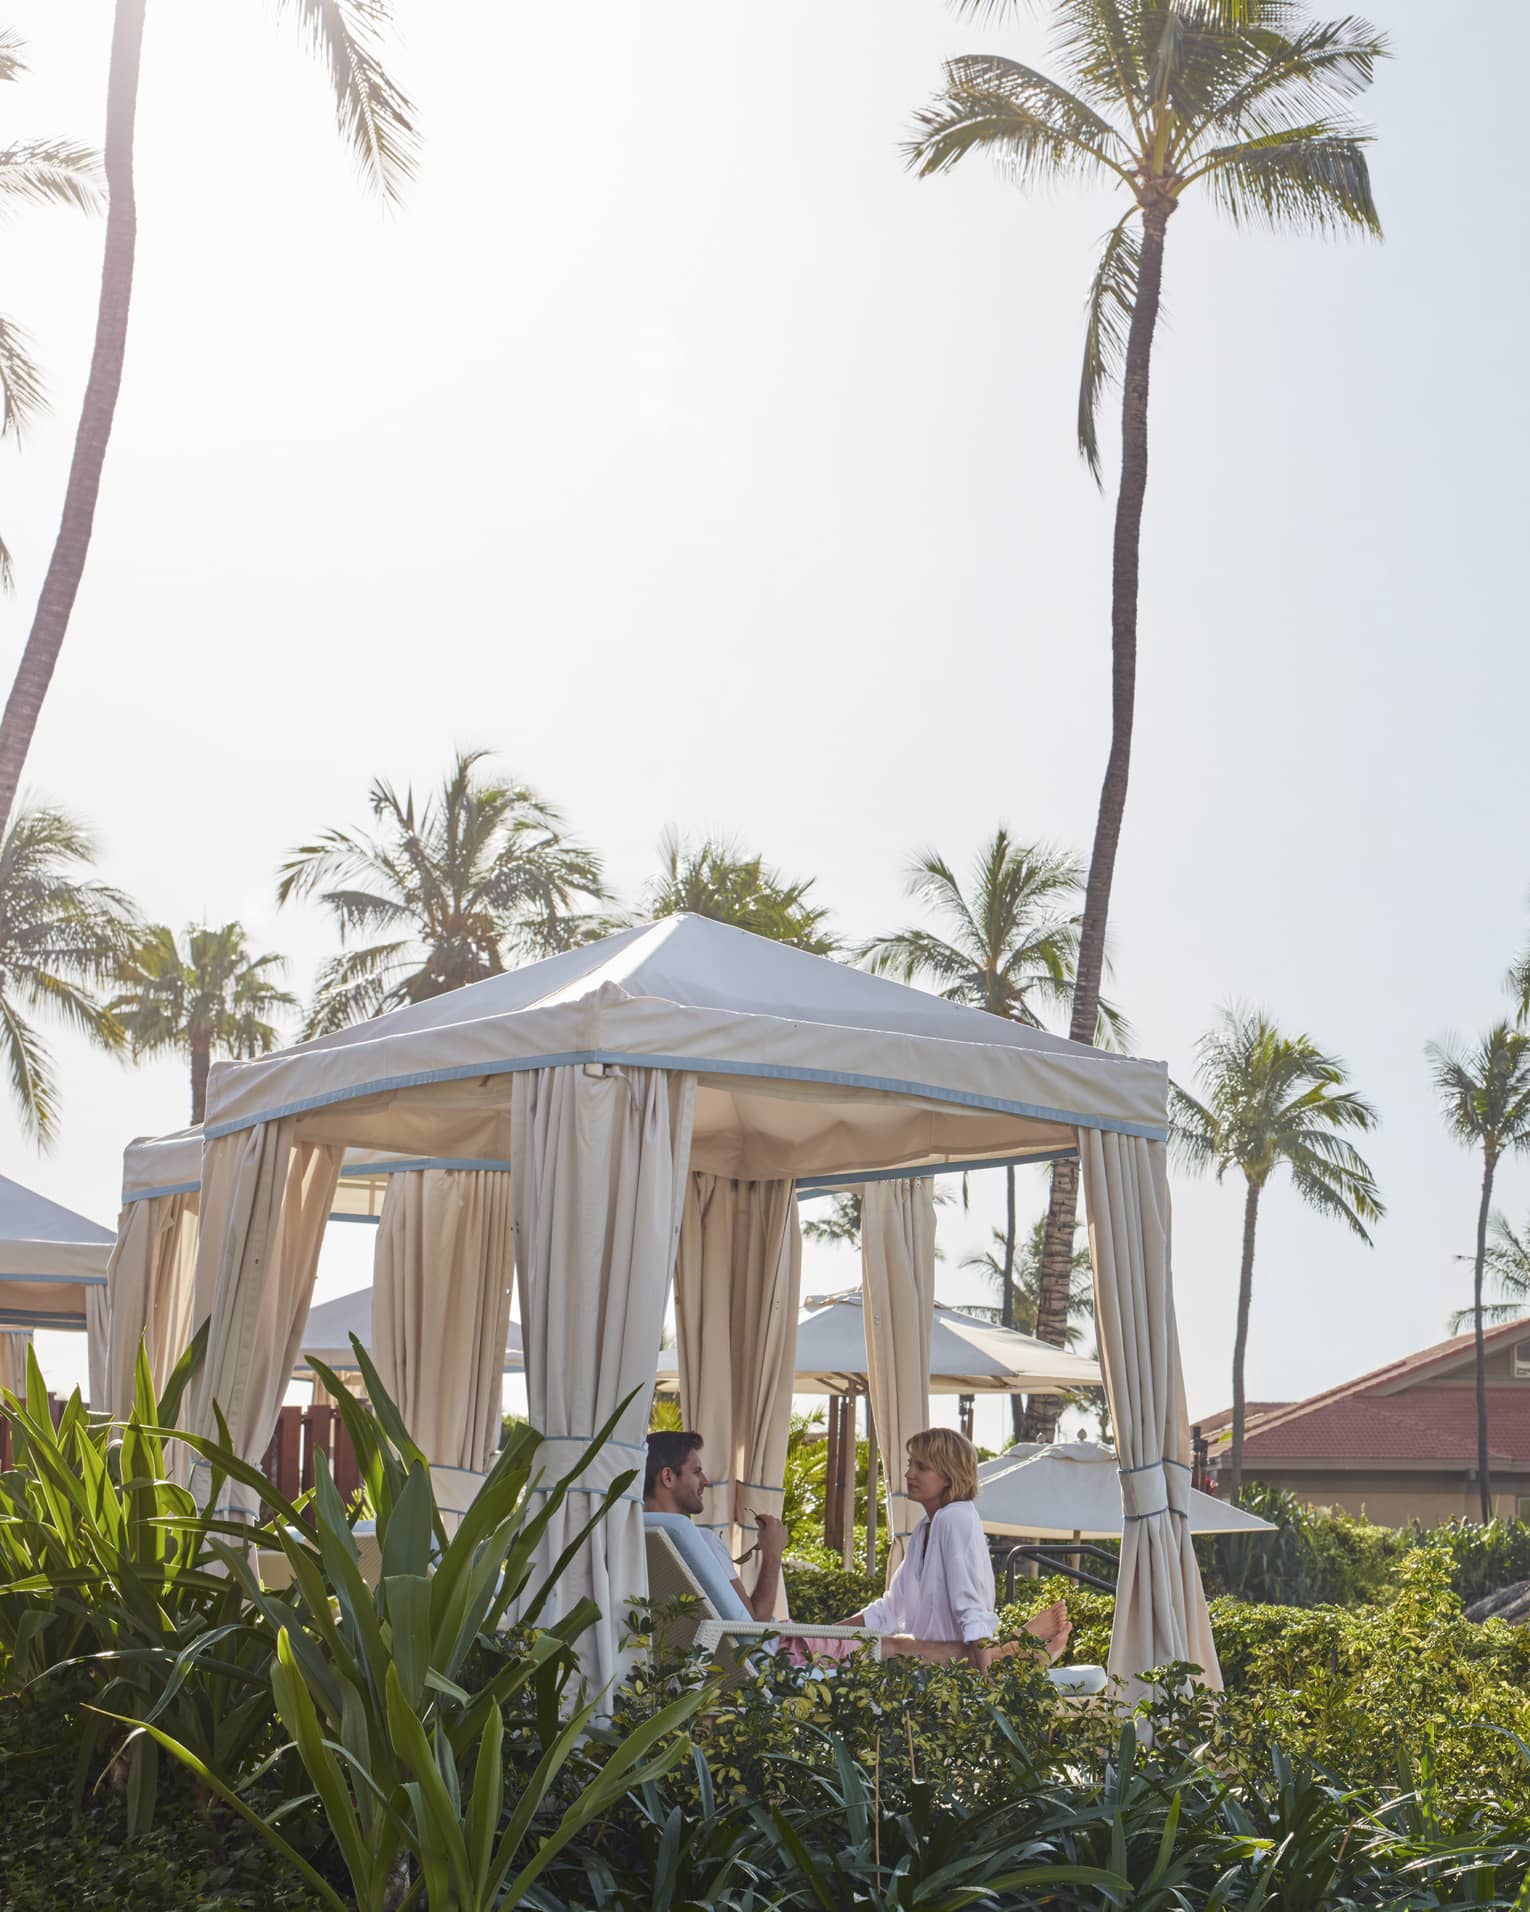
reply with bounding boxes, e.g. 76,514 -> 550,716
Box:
277,751 -> 609,1036
1448,1212 -> 1530,1335
961,1213 -> 1093,1343
110,923 -> 297,1124
0,804 -> 135,1141
1427,1025 -> 1530,1522
642,830 -> 837,953
0,0 -> 417,840
908,0 -> 1386,1400
860,830 -> 1123,1420
1172,1007 -> 1382,1497
0,31 -> 103,589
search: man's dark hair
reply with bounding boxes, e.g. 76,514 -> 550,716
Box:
644,1430 -> 702,1500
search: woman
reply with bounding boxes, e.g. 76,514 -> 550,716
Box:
842,1427 -> 1070,1672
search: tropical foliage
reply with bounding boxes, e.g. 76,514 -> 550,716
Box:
110,921 -> 296,1122
0,30 -> 102,591
1172,1006 -> 1382,1494
642,828 -> 836,952
0,803 -> 135,1141
962,1212 -> 1094,1343
277,750 -> 609,1034
1428,1023 -> 1530,1520
907,0 -> 1387,1417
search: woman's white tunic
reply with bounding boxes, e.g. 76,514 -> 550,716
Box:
861,1499 -> 998,1643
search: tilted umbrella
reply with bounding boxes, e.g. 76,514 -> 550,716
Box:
977,1438 -> 1276,1539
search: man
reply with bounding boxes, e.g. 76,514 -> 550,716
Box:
643,1429 -> 786,1621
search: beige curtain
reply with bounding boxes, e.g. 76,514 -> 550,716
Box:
1081,1129 -> 1220,1693
513,1064 -> 695,1702
103,1194 -> 200,1420
675,1174 -> 801,1573
187,1122 -> 343,1514
0,1330 -> 31,1398
861,1177 -> 937,1578
373,1168 -> 515,1522
86,1284 -> 109,1410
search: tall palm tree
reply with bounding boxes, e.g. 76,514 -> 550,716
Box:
1172,1007 -> 1382,1497
1449,1211 -> 1530,1335
642,830 -> 837,953
0,31 -> 103,589
278,751 -> 609,1036
0,0 -> 417,840
1427,1025 -> 1530,1522
110,922 -> 297,1123
861,828 -> 1124,1434
961,1213 -> 1094,1344
908,0 -> 1386,1401
0,804 -> 135,1141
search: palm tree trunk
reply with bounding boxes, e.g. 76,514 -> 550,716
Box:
1027,199 -> 1174,1442
1001,1163 -> 1022,1441
190,1034 -> 211,1126
1474,1150 -> 1498,1524
0,0 -> 147,839
1227,1179 -> 1261,1499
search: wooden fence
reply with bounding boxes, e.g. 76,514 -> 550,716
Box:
0,1398 -> 359,1507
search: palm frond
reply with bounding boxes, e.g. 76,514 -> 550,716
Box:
0,139 -> 104,216
1194,127 -> 1381,235
907,54 -> 1131,185
301,938 -> 414,1037
0,313 -> 45,444
274,0 -> 418,203
1077,212 -> 1142,483
0,992 -> 54,1144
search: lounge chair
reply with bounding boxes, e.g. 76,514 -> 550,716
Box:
644,1520 -> 880,1666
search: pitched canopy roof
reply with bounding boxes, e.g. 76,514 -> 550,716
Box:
656,1290 -> 1103,1395
202,915 -> 1167,1183
295,1285 -> 524,1377
0,1173 -> 114,1331
977,1439 -> 1276,1539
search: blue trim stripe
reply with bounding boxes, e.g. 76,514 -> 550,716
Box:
794,1148 -> 1077,1195
0,1270 -> 107,1286
124,1179 -> 200,1203
327,1212 -> 382,1226
339,1157 -> 512,1178
0,1308 -> 86,1329
203,1047 -> 1166,1144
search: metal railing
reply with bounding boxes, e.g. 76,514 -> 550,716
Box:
1003,1541 -> 1118,1599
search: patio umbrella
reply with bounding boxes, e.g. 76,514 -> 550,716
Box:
295,1284 -> 524,1379
655,1292 -> 1102,1396
977,1438 -> 1276,1539
0,1174 -> 114,1406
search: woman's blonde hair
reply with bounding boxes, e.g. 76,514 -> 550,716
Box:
906,1427 -> 979,1505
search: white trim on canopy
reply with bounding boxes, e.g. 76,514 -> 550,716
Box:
0,1173 -> 114,1331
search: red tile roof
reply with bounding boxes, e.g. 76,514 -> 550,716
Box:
1242,1388 -> 1530,1467
1194,1403 -> 1289,1439
1199,1315 -> 1530,1470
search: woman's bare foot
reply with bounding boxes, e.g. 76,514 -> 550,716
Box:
1020,1598 -> 1072,1664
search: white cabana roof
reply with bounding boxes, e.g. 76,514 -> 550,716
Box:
120,1125 -> 504,1220
977,1439 -> 1277,1540
295,1284 -> 524,1377
201,915 -> 1167,1180
0,1173 -> 114,1330
657,1290 -> 1103,1396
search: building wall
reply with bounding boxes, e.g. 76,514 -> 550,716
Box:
1246,1468 -> 1530,1526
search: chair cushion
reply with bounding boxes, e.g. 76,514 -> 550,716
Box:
1047,1663 -> 1107,1696
643,1511 -> 752,1622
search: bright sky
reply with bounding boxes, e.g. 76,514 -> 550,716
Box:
4,1 -> 1527,1438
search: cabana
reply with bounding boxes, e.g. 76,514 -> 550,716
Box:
186,913 -> 1218,1696
0,1174 -> 115,1401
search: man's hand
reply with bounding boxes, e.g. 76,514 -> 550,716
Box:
750,1511 -> 788,1559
